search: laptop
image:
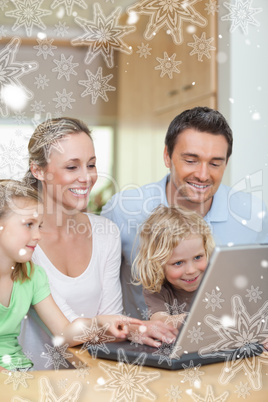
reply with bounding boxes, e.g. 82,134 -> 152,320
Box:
90,244 -> 268,370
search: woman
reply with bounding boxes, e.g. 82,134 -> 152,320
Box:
20,117 -> 177,369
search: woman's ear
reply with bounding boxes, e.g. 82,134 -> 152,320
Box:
30,163 -> 44,181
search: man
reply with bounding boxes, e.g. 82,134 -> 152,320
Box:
101,107 -> 268,319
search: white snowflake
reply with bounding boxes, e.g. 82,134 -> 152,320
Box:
5,0 -> 52,37
72,3 -> 135,68
33,38 -> 57,60
136,42 -> 152,58
179,360 -> 205,386
127,0 -> 207,45
12,111 -> 27,125
0,0 -> 8,11
52,54 -> 79,81
205,0 -> 220,16
165,384 -> 182,401
188,32 -> 216,62
203,289 -> 225,311
162,299 -> 187,328
53,88 -> 75,112
78,67 -> 116,105
189,385 -> 229,402
0,140 -> 27,173
57,378 -> 68,390
221,0 -> 262,35
128,329 -> 144,347
245,285 -> 262,303
96,348 -> 160,401
34,74 -> 49,90
41,343 -> 73,371
234,381 -> 251,399
152,339 -> 182,366
51,0 -> 88,17
73,318 -> 115,358
74,361 -> 90,379
140,308 -> 153,320
0,37 -> 38,117
0,25 -> 7,39
2,360 -> 33,391
54,21 -> 69,37
187,325 -> 205,344
39,376 -> 82,401
199,295 -> 268,390
30,100 -> 45,114
155,52 -> 182,79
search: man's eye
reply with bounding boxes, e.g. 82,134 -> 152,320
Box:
185,160 -> 196,164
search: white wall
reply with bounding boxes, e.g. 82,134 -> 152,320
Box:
218,0 -> 268,207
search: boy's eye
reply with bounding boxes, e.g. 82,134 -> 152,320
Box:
194,254 -> 204,260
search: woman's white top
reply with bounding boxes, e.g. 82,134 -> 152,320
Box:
19,214 -> 122,369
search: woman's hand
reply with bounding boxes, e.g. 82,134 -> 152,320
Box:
128,320 -> 179,348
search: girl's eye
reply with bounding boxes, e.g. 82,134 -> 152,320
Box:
66,166 -> 77,170
174,261 -> 183,266
88,164 -> 96,169
194,254 -> 204,261
26,222 -> 33,228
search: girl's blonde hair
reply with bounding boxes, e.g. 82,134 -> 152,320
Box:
25,117 -> 92,190
132,205 -> 215,293
0,179 -> 42,282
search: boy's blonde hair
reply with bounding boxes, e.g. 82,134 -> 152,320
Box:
0,179 -> 42,282
132,205 -> 215,293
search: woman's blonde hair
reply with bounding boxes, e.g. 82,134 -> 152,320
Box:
25,117 -> 92,190
0,179 -> 42,282
132,205 -> 215,293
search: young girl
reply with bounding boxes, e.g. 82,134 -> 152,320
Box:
132,205 -> 215,328
0,179 -> 140,371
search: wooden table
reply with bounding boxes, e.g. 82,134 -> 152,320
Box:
1,347 -> 267,401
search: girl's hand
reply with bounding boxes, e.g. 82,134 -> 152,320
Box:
128,320 -> 178,348
96,315 -> 144,339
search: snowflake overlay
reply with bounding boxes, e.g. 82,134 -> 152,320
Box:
245,285 -> 262,303
51,0 -> 88,17
2,360 -> 33,391
34,74 -> 50,90
41,343 -> 73,370
165,384 -> 182,401
0,37 -> 38,117
79,67 -> 116,104
203,289 -> 225,311
54,21 -> 69,37
155,52 -> 181,79
128,0 -> 207,45
0,140 -> 27,173
140,308 -> 153,320
128,329 -> 144,346
74,361 -> 90,379
33,38 -> 57,60
5,0 -> 52,37
199,295 -> 268,390
96,348 -> 160,402
188,32 -> 216,62
136,42 -> 152,59
53,88 -> 75,112
152,339 -> 182,366
234,381 -> 251,398
187,325 -> 204,344
161,299 -> 187,328
178,360 -> 205,386
52,54 -> 79,81
221,0 -> 262,35
73,318 -> 115,358
205,0 -> 220,16
72,3 -> 136,68
39,376 -> 82,401
189,384 -> 229,402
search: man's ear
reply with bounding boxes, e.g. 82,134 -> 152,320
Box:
163,146 -> 171,169
30,163 -> 44,181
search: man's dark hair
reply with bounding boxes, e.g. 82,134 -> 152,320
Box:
165,106 -> 233,159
